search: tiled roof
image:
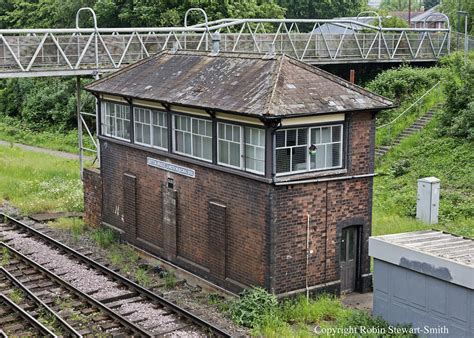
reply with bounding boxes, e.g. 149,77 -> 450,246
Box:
86,51 -> 394,118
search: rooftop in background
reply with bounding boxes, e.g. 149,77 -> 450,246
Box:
85,51 -> 393,119
370,230 -> 473,289
411,5 -> 447,23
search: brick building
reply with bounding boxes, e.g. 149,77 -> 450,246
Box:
84,50 -> 393,296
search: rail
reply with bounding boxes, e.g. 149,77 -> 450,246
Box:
1,213 -> 232,337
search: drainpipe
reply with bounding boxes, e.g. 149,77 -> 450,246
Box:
306,212 -> 310,301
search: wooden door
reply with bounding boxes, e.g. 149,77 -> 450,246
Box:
340,226 -> 358,293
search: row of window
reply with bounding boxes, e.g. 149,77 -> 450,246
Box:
101,102 -> 344,176
101,102 -> 266,174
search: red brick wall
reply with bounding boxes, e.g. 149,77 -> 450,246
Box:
96,110 -> 375,295
83,168 -> 102,228
270,111 -> 375,295
100,140 -> 271,291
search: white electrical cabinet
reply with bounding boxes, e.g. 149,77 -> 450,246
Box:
416,177 -> 440,224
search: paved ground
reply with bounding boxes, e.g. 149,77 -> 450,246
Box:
341,292 -> 373,313
0,140 -> 94,161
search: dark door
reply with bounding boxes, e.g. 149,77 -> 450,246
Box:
340,226 -> 358,293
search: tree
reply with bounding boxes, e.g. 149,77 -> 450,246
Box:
380,0 -> 423,12
277,0 -> 366,19
424,0 -> 440,10
440,0 -> 473,34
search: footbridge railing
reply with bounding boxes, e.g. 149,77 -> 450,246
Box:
0,8 -> 451,78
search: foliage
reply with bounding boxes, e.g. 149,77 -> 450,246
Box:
374,124 -> 474,238
277,0 -> 366,20
0,144 -> 83,213
440,0 -> 473,34
424,0 -> 440,10
438,60 -> 474,141
90,227 -> 119,248
162,271 -> 177,289
49,218 -> 86,241
380,0 -> 423,11
230,287 -> 278,327
377,16 -> 409,28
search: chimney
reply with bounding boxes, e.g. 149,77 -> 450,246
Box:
211,31 -> 221,55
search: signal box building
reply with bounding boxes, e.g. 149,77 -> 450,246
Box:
84,50 -> 393,296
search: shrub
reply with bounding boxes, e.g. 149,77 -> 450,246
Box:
389,158 -> 411,177
230,287 -> 278,327
437,62 -> 474,141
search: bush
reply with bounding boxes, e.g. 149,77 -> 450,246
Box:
230,287 -> 278,327
437,61 -> 474,141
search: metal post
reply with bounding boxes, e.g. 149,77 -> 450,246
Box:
76,76 -> 83,180
94,73 -> 100,166
458,11 -> 468,63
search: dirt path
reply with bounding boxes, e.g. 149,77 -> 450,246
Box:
0,140 -> 94,161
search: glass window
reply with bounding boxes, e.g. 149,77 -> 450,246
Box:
276,124 -> 343,175
275,128 -> 308,174
218,122 -> 265,175
245,127 -> 265,174
101,101 -> 131,141
174,115 -> 212,162
309,125 -> 343,170
133,107 -> 168,150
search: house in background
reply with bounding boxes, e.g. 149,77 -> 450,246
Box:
390,5 -> 448,28
83,50 -> 393,296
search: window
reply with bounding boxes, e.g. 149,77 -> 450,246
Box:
134,108 -> 168,150
309,125 -> 342,170
174,115 -> 212,161
275,124 -> 343,175
101,101 -> 131,141
218,122 -> 265,175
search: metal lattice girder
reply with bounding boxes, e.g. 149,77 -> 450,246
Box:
0,17 -> 451,78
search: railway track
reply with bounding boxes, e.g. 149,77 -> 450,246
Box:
0,213 -> 231,337
0,293 -> 55,337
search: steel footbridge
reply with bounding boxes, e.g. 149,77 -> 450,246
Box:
0,8 -> 452,79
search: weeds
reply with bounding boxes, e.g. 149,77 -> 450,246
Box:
49,218 -> 85,241
9,288 -> 23,304
90,227 -> 118,248
162,271 -> 176,289
1,247 -> 10,266
135,266 -> 152,288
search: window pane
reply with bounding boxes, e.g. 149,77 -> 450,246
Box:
143,124 -> 151,144
162,128 -> 168,149
153,126 -> 161,147
326,143 -> 333,168
175,131 -> 184,152
348,229 -> 355,260
311,128 -> 320,144
229,142 -> 240,167
297,128 -> 307,145
175,116 -> 181,130
332,143 -> 341,167
233,126 -> 240,142
192,135 -> 202,157
276,148 -> 290,173
205,121 -> 212,137
203,137 -> 212,160
286,130 -> 296,146
225,125 -> 233,141
322,127 -> 331,143
332,125 -> 341,142
276,131 -> 285,148
218,123 -> 225,138
310,144 -> 326,169
292,147 -> 307,171
192,119 -> 199,134
184,133 -> 192,154
219,140 -> 228,164
259,129 -> 265,147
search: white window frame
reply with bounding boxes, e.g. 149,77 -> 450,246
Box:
101,101 -> 131,142
217,122 -> 243,170
133,107 -> 168,151
244,127 -> 266,175
172,114 -> 213,162
275,124 -> 344,176
217,122 -> 266,175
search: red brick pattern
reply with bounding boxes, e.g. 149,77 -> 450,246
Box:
88,110 -> 375,295
83,168 -> 102,228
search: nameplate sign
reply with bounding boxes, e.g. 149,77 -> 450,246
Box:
147,157 -> 196,178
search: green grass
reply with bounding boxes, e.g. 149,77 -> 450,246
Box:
375,84 -> 443,147
0,144 -> 83,214
373,120 -> 474,238
90,227 -> 119,248
49,217 -> 86,241
0,116 -> 95,154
